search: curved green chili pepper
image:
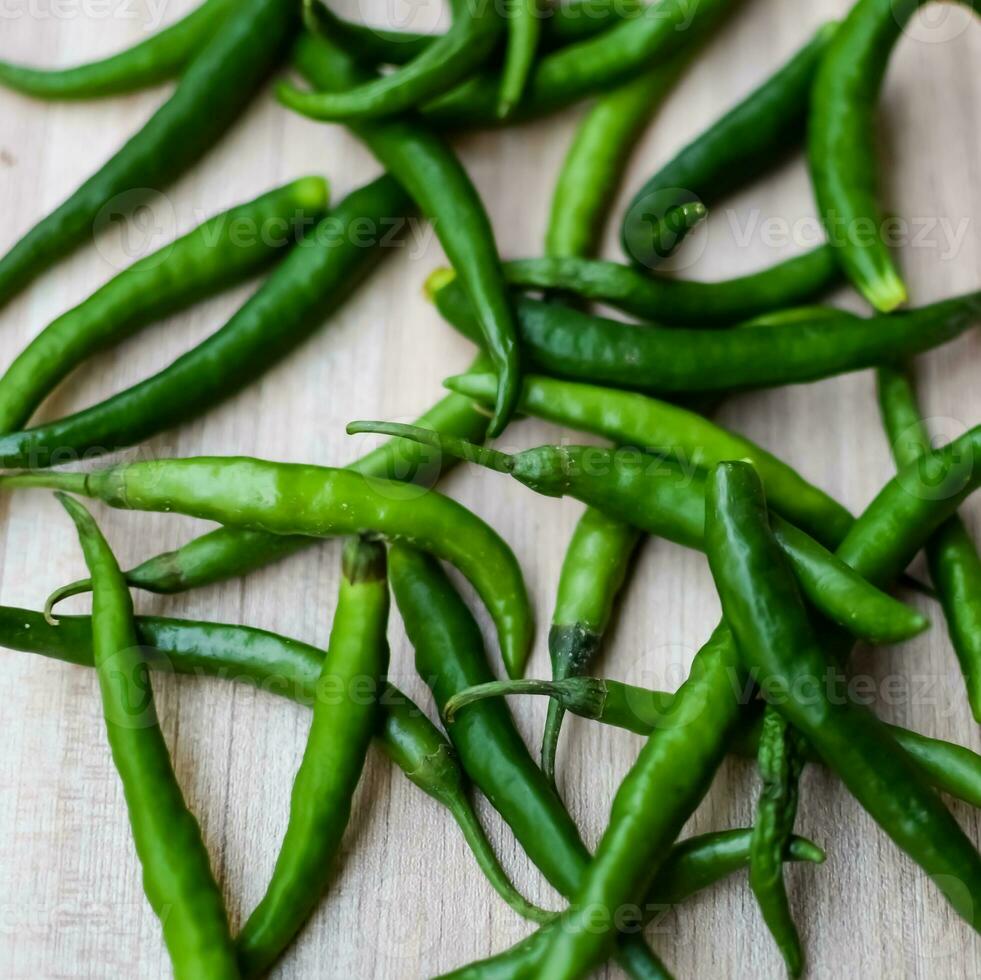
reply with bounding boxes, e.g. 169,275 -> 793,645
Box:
283,0 -> 502,121
498,0 -> 542,117
0,0 -> 299,309
0,603 -> 549,924
2,456 -> 533,679
0,177 -> 329,434
348,423 -> 927,644
56,495 -> 239,980
291,34 -> 520,437
0,0 -> 233,100
620,20 -> 838,267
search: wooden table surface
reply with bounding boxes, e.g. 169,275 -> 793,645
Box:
1,1 -> 979,976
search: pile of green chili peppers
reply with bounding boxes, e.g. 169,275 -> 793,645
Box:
0,0 -> 979,976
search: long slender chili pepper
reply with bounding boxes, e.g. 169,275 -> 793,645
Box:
0,0 -> 233,100
387,543 -> 671,980
443,676 -> 981,808
0,177 -> 329,434
431,277 -> 981,394
0,603 -> 548,923
0,176 -> 410,470
442,372 -> 853,546
438,829 -> 824,980
235,538 -> 389,977
56,495 -> 240,980
620,21 -> 837,268
500,249 -> 841,326
1,456 -> 533,678
498,0 -> 541,117
877,364 -> 981,722
291,34 -> 520,438
284,0 -> 503,121
348,423 -> 926,645
0,0 -> 299,309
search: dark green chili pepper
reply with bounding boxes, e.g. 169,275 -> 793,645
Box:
441,372 -> 853,546
290,34 -> 520,437
0,176 -> 411,470
0,0 -> 233,100
621,21 -> 837,268
235,538 -> 390,977
500,248 -> 841,326
877,364 -> 981,722
705,460 -> 981,931
2,456 -> 533,679
283,0 -> 502,121
347,423 -> 927,644
498,0 -> 541,117
387,542 -> 670,980
56,495 -> 239,980
0,0 -> 299,309
431,275 -> 981,395
444,675 -> 981,808
438,829 -> 823,980
0,177 -> 329,434
0,603 -> 548,923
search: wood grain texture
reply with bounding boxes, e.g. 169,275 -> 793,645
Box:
0,0 -> 979,976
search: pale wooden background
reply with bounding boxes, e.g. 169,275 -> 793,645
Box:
1,0 -> 979,976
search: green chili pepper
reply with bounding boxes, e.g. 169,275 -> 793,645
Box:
0,175 -> 411,470
1,456 -> 533,679
443,675 -> 981,809
348,423 -> 927,644
877,364 -> 981,722
621,21 -> 837,268
0,177 -> 329,434
498,0 -> 542,117
705,460 -> 981,930
56,495 -> 240,980
0,0 -> 233,100
284,0 -> 503,121
290,33 -> 520,438
0,603 -> 548,924
442,372 -> 853,546
500,249 -> 841,325
0,0 -> 299,309
387,542 -> 670,980
431,274 -> 981,395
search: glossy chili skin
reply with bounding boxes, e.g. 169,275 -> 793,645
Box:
620,21 -> 837,268
236,538 -> 389,977
501,249 -> 841,326
498,0 -> 541,117
292,34 -> 520,438
0,176 -> 409,470
0,0 -> 299,309
0,603 -> 544,922
387,543 -> 668,980
0,177 -> 329,434
433,277 -> 981,395
4,456 -> 533,679
0,0 -> 233,99
705,461 -> 981,931
57,496 -> 239,980
877,365 -> 981,722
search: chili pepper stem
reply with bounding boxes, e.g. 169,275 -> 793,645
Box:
0,471 -> 88,493
445,679 -> 577,721
45,579 -> 94,621
865,268 -> 908,314
347,421 -> 513,474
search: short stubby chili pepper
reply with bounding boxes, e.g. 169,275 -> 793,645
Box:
0,175 -> 409,470
705,460 -> 981,930
347,423 -> 927,645
1,456 -> 534,679
0,603 -> 548,923
56,495 -> 240,980
0,177 -> 329,434
0,0 -> 300,309
0,0 -> 234,100
290,34 -> 521,438
621,21 -> 837,269
387,543 -> 671,980
236,538 -> 390,977
431,272 -> 981,395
